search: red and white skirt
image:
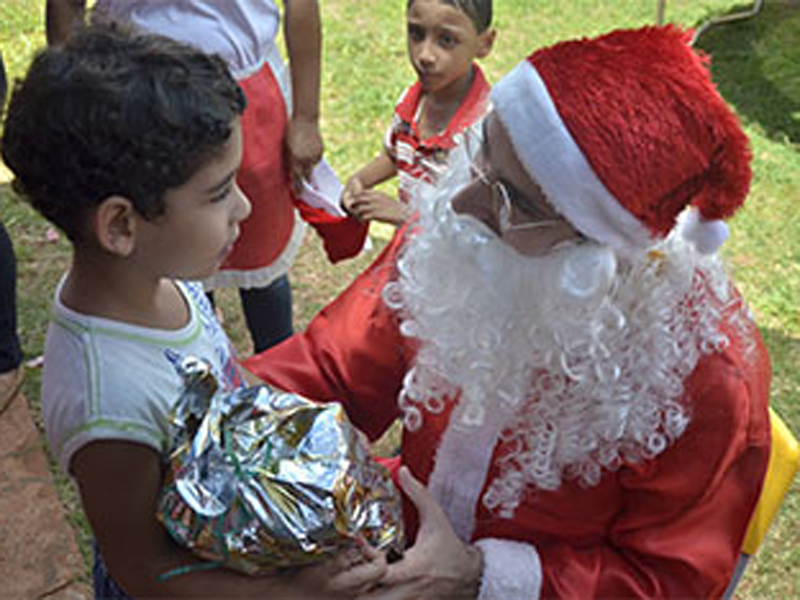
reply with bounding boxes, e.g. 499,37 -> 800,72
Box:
203,46 -> 304,290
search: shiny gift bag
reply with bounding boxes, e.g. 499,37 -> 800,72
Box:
157,357 -> 404,575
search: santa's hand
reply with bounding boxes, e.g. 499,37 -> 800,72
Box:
348,190 -> 406,225
358,467 -> 483,599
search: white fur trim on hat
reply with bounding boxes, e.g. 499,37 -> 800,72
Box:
491,61 -> 655,252
475,538 -> 543,600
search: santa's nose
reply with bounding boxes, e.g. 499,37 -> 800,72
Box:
451,179 -> 500,234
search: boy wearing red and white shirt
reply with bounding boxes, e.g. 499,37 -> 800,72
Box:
342,0 -> 495,225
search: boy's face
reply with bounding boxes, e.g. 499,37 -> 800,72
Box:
407,0 -> 492,96
133,121 -> 251,281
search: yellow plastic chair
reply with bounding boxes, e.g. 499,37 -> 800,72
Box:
723,407 -> 800,598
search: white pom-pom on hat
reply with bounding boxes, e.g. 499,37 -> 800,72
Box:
679,207 -> 729,255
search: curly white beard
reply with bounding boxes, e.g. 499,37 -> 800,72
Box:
384,171 -> 751,520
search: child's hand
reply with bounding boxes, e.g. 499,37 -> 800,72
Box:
348,190 -> 407,225
341,176 -> 364,216
286,116 -> 324,192
294,542 -> 388,598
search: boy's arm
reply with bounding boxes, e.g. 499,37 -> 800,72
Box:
46,0 -> 86,46
283,0 -> 324,188
350,150 -> 398,190
72,440 -> 385,597
342,150 -> 398,215
347,190 -> 408,225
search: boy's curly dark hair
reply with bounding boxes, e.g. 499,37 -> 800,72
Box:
408,0 -> 493,33
1,19 -> 246,243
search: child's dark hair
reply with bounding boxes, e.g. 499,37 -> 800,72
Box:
0,51 -> 7,109
408,0 -> 493,33
1,19 -> 246,243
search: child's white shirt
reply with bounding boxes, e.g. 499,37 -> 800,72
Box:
94,0 -> 281,79
42,278 -> 246,474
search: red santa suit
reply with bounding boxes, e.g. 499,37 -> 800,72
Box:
244,228 -> 771,598
248,26 -> 773,598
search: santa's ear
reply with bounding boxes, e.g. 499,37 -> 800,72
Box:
476,28 -> 497,59
92,196 -> 138,256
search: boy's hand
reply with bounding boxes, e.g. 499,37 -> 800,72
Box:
348,190 -> 407,225
341,176 -> 364,216
286,116 -> 323,191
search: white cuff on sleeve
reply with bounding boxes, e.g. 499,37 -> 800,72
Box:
475,538 -> 543,600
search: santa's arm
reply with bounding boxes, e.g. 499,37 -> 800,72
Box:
243,236 -> 409,440
473,349 -> 771,598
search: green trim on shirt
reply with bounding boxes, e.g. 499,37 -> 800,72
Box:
58,417 -> 167,458
51,312 -> 203,348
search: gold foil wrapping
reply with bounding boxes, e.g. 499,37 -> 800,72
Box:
157,357 -> 404,575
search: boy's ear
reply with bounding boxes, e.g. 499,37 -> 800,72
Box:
476,28 -> 497,59
93,196 -> 139,256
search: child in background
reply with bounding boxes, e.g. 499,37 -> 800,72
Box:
0,48 -> 25,411
47,0 -> 355,354
1,22 -> 383,598
342,0 -> 495,225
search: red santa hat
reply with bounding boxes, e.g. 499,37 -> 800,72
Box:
490,26 -> 752,254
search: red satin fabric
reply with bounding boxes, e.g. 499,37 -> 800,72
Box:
246,231 -> 409,434
244,231 -> 771,598
292,201 -> 368,263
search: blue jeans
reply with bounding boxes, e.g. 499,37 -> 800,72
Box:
0,218 -> 22,373
0,51 -> 21,374
92,543 -> 130,599
208,274 -> 293,354
240,274 -> 293,353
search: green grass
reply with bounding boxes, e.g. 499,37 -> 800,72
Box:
2,0 -> 799,596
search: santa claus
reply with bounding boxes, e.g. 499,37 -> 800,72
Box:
245,26 -> 771,599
